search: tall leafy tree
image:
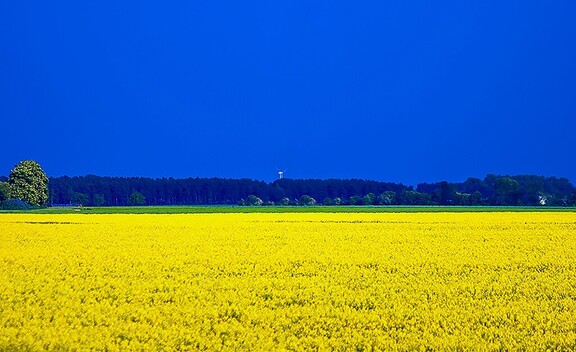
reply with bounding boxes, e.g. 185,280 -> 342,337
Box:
8,160 -> 49,206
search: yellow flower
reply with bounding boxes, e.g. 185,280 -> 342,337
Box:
0,212 -> 575,350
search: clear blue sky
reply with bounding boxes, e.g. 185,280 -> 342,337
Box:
1,1 -> 575,185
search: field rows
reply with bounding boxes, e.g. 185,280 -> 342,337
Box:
1,212 -> 575,350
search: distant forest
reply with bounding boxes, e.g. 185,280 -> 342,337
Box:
1,174 -> 573,207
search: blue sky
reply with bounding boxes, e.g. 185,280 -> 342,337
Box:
1,1 -> 575,185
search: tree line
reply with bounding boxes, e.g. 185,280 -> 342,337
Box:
40,174 -> 576,207
2,161 -> 575,208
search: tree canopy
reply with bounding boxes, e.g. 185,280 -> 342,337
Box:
3,165 -> 574,207
37,174 -> 576,207
7,160 -> 49,206
0,182 -> 10,202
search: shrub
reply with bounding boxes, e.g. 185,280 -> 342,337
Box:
1,199 -> 31,210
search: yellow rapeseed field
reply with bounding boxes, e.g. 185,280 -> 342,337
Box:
1,212 -> 575,350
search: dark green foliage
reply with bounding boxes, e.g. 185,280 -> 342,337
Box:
7,160 -> 48,206
41,174 -> 576,207
93,193 -> 106,206
363,193 -> 376,205
322,197 -> 334,206
244,195 -> 263,206
0,182 -> 10,202
1,199 -> 30,210
299,195 -> 316,206
454,191 -> 482,206
128,191 -> 146,206
71,192 -> 89,206
378,191 -> 397,205
494,177 -> 521,205
417,181 -> 457,205
348,195 -> 363,205
399,190 -> 431,205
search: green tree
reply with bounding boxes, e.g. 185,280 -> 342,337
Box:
245,195 -> 263,206
438,181 -> 457,205
322,197 -> 334,206
0,182 -> 10,202
363,193 -> 376,205
128,191 -> 146,206
299,195 -> 316,206
93,193 -> 106,206
7,160 -> 49,206
470,191 -> 482,205
399,190 -> 430,205
378,191 -> 396,205
72,192 -> 89,206
348,195 -> 362,205
494,177 -> 521,205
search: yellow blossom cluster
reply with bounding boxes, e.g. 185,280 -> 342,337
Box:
1,212 -> 575,350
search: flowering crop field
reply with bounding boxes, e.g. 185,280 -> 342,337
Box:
1,212 -> 575,350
